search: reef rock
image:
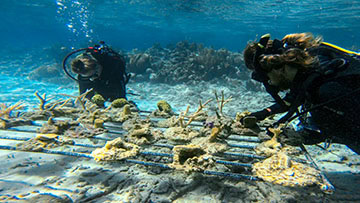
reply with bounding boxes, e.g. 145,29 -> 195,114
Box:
128,53 -> 152,74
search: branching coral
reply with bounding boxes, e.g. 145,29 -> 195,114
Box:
0,102 -> 24,119
254,125 -> 284,157
214,90 -> 232,116
0,102 -> 32,129
59,88 -> 93,110
176,99 -> 212,128
35,91 -> 71,111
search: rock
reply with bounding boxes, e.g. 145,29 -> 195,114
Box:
153,179 -> 171,194
128,53 -> 152,74
27,64 -> 70,84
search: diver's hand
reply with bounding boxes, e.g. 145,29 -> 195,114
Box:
240,109 -> 270,127
240,116 -> 257,128
249,109 -> 272,121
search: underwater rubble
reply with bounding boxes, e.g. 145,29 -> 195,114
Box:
1,89 -> 359,202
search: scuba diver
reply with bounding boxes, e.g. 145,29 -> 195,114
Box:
242,32 -> 360,154
63,41 -> 131,101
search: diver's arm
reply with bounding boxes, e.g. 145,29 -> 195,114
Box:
249,93 -> 293,121
249,102 -> 289,121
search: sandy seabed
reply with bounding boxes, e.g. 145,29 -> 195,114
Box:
0,77 -> 360,202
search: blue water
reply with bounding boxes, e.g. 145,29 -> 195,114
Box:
2,0 -> 360,52
1,0 -> 360,106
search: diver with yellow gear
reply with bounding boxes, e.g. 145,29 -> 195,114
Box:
242,32 -> 360,154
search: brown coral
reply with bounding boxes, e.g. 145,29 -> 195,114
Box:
163,127 -> 200,144
254,126 -> 283,157
253,152 -> 322,187
169,144 -> 215,172
91,138 -> 140,161
16,133 -> 73,152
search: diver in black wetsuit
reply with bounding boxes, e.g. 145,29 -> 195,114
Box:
242,33 -> 360,154
69,41 -> 130,101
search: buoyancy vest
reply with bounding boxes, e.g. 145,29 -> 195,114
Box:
278,42 -> 360,125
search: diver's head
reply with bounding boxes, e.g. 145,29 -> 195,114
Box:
71,53 -> 102,79
243,34 -> 288,72
243,42 -> 259,71
243,33 -> 319,90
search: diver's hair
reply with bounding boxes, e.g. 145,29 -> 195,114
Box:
71,53 -> 98,75
243,32 -> 321,72
282,32 -> 323,49
243,39 -> 277,70
243,41 -> 258,70
259,48 -> 318,72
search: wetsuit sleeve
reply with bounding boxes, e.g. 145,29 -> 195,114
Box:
250,93 -> 294,121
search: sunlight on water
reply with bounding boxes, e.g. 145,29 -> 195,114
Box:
56,0 -> 93,41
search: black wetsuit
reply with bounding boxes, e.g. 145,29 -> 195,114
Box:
78,47 -> 127,101
256,44 -> 360,154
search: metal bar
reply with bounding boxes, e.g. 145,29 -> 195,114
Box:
0,135 -> 103,148
8,127 -> 38,133
139,151 -> 174,158
106,130 -> 125,135
152,143 -> 174,149
203,170 -> 259,181
227,144 -> 255,149
226,137 -> 260,143
41,149 -> 92,158
228,133 -> 259,137
300,144 -> 335,193
71,143 -> 103,148
0,145 -> 93,159
125,159 -> 172,169
0,144 -> 262,183
215,160 -> 253,168
4,127 -> 121,142
138,151 -> 254,169
220,152 -> 265,160
0,135 -> 29,141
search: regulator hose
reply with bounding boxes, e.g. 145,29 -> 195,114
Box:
62,48 -> 89,82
